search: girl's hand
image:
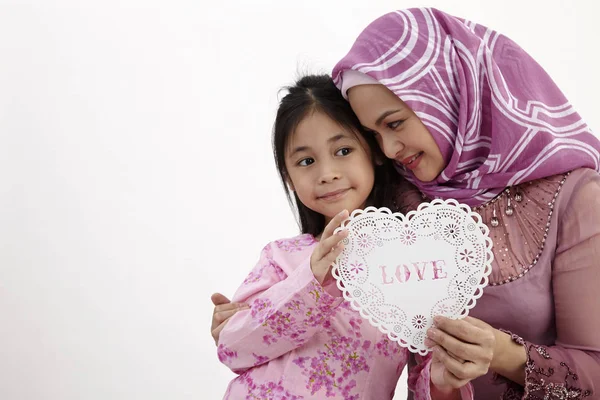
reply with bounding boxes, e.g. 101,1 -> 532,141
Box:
426,316 -> 496,390
211,293 -> 249,345
310,210 -> 349,284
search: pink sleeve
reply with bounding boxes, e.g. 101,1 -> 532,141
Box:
497,172 -> 600,398
408,353 -> 474,400
216,244 -> 339,374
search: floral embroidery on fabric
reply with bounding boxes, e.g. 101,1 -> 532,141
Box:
237,372 -> 304,400
252,353 -> 269,366
249,282 -> 340,347
500,387 -> 525,400
250,298 -> 308,346
274,235 -> 316,253
375,336 -> 404,358
496,331 -> 593,399
289,310 -> 379,400
217,344 -> 238,364
244,259 -> 286,285
293,335 -> 368,399
250,298 -> 275,322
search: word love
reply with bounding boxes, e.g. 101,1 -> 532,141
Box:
379,260 -> 448,284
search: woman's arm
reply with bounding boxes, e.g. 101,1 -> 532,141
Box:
491,172 -> 600,397
427,172 -> 600,398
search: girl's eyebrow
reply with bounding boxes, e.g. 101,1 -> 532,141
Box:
288,145 -> 311,157
289,133 -> 351,157
327,133 -> 350,144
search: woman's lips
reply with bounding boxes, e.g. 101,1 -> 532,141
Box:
400,152 -> 424,170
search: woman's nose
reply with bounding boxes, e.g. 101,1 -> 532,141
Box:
381,133 -> 404,160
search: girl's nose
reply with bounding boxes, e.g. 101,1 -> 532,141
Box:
319,164 -> 341,184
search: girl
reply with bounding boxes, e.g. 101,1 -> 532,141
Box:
216,75 -> 473,399
331,7 -> 600,399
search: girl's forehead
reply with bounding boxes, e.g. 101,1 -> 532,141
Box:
286,125 -> 362,153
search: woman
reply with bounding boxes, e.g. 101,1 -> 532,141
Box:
213,7 -> 600,399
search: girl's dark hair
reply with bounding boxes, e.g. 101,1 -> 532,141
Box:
273,74 -> 398,236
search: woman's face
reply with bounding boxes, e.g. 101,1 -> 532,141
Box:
347,84 -> 446,182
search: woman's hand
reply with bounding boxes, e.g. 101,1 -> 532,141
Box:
211,293 -> 248,345
310,210 -> 349,284
426,316 -> 496,390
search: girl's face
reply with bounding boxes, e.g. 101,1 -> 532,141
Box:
347,84 -> 445,182
284,111 -> 375,225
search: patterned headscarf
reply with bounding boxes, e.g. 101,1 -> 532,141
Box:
332,7 -> 600,206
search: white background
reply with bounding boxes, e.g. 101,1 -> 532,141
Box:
0,1 -> 598,399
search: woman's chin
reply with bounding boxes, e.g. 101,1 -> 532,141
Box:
412,163 -> 443,183
413,171 -> 436,183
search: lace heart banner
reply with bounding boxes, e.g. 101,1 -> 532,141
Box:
332,199 -> 494,355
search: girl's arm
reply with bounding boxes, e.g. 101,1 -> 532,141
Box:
211,293 -> 248,345
217,242 -> 341,374
408,353 -> 474,400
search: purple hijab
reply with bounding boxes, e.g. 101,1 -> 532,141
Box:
332,7 -> 600,206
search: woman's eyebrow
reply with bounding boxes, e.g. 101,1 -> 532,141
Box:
375,109 -> 403,126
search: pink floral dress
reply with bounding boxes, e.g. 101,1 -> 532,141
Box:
217,235 -> 473,399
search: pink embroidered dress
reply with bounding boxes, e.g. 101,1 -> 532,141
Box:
217,235 -> 473,399
395,169 -> 600,399
332,7 -> 600,399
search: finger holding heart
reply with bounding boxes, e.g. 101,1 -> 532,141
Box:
425,315 -> 496,386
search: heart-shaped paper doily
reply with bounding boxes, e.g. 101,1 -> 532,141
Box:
332,199 -> 493,355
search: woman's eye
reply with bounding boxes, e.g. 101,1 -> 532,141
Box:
387,120 -> 404,129
336,147 -> 352,156
298,158 -> 314,166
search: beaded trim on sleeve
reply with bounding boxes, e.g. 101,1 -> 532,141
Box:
494,330 -> 593,400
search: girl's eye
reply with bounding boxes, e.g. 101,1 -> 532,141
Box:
387,120 -> 404,129
298,157 -> 314,166
336,147 -> 352,156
